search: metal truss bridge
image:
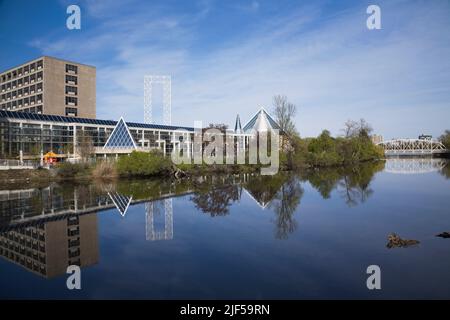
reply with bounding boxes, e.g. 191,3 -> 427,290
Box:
376,139 -> 448,156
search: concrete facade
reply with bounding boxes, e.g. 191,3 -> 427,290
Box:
0,56 -> 96,119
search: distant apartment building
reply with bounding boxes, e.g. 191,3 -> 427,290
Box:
0,56 -> 96,118
371,134 -> 383,145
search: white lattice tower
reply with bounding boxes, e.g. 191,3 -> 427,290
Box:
144,75 -> 172,125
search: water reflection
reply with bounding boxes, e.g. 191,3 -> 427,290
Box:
0,162 -> 386,234
0,212 -> 99,278
1,159 -> 447,283
191,184 -> 241,216
385,158 -> 447,174
440,160 -> 450,179
268,176 -> 303,239
300,161 -> 384,206
146,199 -> 173,241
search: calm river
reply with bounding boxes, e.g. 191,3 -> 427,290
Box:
0,158 -> 449,299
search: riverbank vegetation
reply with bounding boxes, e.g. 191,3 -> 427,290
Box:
0,95 -> 386,184
440,130 -> 450,149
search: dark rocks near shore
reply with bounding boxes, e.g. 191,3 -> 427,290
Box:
436,232 -> 450,238
386,233 -> 420,248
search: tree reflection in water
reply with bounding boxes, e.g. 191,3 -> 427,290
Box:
441,161 -> 450,179
191,184 -> 241,216
0,162 -> 386,241
301,161 -> 384,207
269,177 -> 303,239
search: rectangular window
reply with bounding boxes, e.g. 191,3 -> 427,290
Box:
65,107 -> 78,117
65,85 -> 78,95
65,96 -> 78,106
65,75 -> 77,85
66,64 -> 78,74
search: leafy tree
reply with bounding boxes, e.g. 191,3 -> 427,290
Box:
116,150 -> 172,177
439,130 -> 450,149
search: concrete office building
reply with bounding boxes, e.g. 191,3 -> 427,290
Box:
0,56 -> 96,118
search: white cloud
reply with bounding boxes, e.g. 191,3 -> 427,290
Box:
30,0 -> 450,138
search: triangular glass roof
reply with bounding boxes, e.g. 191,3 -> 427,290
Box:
103,117 -> 137,149
242,108 -> 281,133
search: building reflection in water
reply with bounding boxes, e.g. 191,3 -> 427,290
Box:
0,161 -> 389,278
0,212 -> 99,278
108,192 -> 133,217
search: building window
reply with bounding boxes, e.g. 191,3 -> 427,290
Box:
65,85 -> 77,95
65,107 -> 78,116
65,96 -> 78,106
65,75 -> 77,85
66,64 -> 78,74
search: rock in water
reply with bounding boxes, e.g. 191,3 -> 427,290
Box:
436,232 -> 450,239
386,233 -> 420,248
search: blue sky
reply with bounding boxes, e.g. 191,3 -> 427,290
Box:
0,0 -> 449,138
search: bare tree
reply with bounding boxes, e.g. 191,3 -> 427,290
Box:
342,120 -> 359,138
272,95 -> 297,137
77,134 -> 95,161
342,118 -> 373,138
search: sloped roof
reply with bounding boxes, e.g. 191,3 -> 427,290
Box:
242,108 -> 281,133
234,114 -> 243,133
0,110 -> 194,131
103,117 -> 137,149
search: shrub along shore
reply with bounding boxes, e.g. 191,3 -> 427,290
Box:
0,130 -> 385,187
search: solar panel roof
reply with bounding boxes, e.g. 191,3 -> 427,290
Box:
0,110 -> 194,131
